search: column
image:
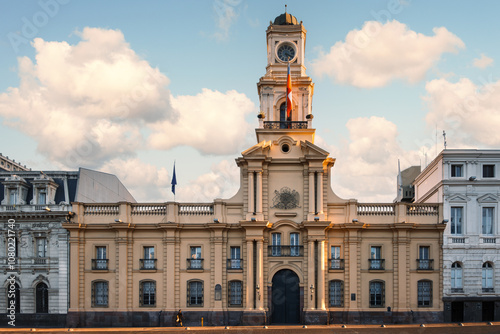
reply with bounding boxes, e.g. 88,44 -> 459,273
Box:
309,172 -> 315,214
248,172 -> 254,215
317,172 -> 324,214
317,240 -> 326,310
256,239 -> 264,310
308,239 -> 315,309
256,172 -> 263,214
246,240 -> 254,309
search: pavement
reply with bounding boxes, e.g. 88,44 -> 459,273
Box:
0,323 -> 499,334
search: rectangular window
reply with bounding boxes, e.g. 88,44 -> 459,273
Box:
369,281 -> 384,307
271,233 -> 281,256
290,233 -> 300,256
190,246 -> 202,269
482,207 -> 494,235
331,246 -> 341,259
418,281 -> 432,307
93,281 -> 108,307
143,246 -> 155,269
450,207 -> 463,235
36,238 -> 47,258
38,191 -> 46,205
370,246 -> 382,269
140,281 -> 156,307
94,246 -> 107,270
329,280 -> 343,307
451,164 -> 463,177
482,263 -> 494,290
418,246 -> 431,270
188,281 -> 203,306
483,164 -> 495,178
230,246 -> 241,269
9,190 -> 17,205
228,281 -> 242,306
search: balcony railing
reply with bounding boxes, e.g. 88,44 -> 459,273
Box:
92,259 -> 109,270
482,288 -> 494,293
263,121 -> 308,130
329,259 -> 345,270
34,257 -> 48,265
227,258 -> 243,270
139,259 -> 157,270
416,259 -> 434,270
268,245 -> 304,257
369,259 -> 385,270
187,258 -> 204,269
451,288 -> 463,293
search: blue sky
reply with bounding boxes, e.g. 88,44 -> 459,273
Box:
1,0 -> 500,202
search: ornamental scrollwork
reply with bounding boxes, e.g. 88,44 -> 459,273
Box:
271,187 -> 300,210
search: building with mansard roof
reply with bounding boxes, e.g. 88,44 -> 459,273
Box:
414,149 -> 500,323
0,168 -> 134,327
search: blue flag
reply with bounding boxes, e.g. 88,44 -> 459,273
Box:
171,163 -> 177,195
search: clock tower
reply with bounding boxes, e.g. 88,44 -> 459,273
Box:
256,11 -> 315,143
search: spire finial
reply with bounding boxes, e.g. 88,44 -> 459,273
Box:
443,130 -> 447,149
285,4 -> 287,13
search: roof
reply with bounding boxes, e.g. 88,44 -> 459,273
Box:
273,12 -> 299,25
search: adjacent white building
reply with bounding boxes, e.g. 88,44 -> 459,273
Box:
414,149 -> 500,322
0,168 -> 134,327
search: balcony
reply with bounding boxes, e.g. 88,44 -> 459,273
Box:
187,258 -> 204,270
268,245 -> 304,257
369,259 -> 385,270
416,259 -> 434,270
329,259 -> 345,270
451,288 -> 463,293
139,259 -> 157,270
34,257 -> 48,265
263,121 -> 308,130
227,258 -> 243,270
482,288 -> 495,293
92,259 -> 109,270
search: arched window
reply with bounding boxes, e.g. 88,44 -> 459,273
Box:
228,280 -> 242,306
482,262 -> 494,292
92,280 -> 108,307
417,280 -> 432,307
35,282 -> 48,313
451,262 -> 463,292
139,280 -> 156,307
187,280 -> 203,307
369,280 -> 384,307
329,280 -> 344,307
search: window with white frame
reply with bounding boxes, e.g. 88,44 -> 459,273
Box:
329,280 -> 344,307
290,232 -> 300,256
451,262 -> 463,292
451,164 -> 463,177
230,246 -> 241,269
271,233 -> 281,256
9,189 -> 17,205
482,262 -> 494,292
36,238 -> 47,258
450,207 -> 463,235
38,191 -> 46,205
482,207 -> 494,235
417,280 -> 432,307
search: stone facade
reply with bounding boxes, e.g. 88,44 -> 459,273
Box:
63,12 -> 445,327
414,149 -> 500,322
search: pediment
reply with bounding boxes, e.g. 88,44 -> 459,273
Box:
300,140 -> 330,158
241,141 -> 271,157
477,193 -> 498,203
447,194 -> 468,202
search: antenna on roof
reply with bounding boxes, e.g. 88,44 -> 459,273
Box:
443,130 -> 447,150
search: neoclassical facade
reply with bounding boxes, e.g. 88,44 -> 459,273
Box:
414,149 -> 500,322
0,168 -> 135,327
64,12 -> 445,327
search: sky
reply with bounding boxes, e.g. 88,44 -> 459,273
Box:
1,0 -> 500,203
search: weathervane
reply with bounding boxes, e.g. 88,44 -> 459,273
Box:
443,130 -> 447,149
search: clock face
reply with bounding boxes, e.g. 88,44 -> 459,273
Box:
277,43 -> 296,62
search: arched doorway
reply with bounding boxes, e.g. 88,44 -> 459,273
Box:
271,269 -> 300,324
36,282 -> 48,313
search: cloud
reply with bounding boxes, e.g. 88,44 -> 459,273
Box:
148,88 -> 256,155
424,77 -> 500,147
473,54 -> 494,69
0,27 -> 175,168
311,20 -> 465,88
211,0 -> 242,41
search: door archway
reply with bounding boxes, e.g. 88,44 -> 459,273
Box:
271,269 -> 300,324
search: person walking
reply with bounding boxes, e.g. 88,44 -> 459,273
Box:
175,309 -> 184,327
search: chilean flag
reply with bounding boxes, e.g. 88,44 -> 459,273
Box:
286,62 -> 292,119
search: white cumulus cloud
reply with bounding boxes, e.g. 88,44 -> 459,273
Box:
311,20 -> 464,88
473,54 -> 494,69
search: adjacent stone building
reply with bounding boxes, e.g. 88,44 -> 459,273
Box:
64,12 -> 446,327
0,168 -> 135,327
414,149 -> 500,322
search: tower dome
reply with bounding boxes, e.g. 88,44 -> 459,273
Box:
273,12 -> 298,25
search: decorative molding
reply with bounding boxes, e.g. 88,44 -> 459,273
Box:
271,187 -> 300,210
